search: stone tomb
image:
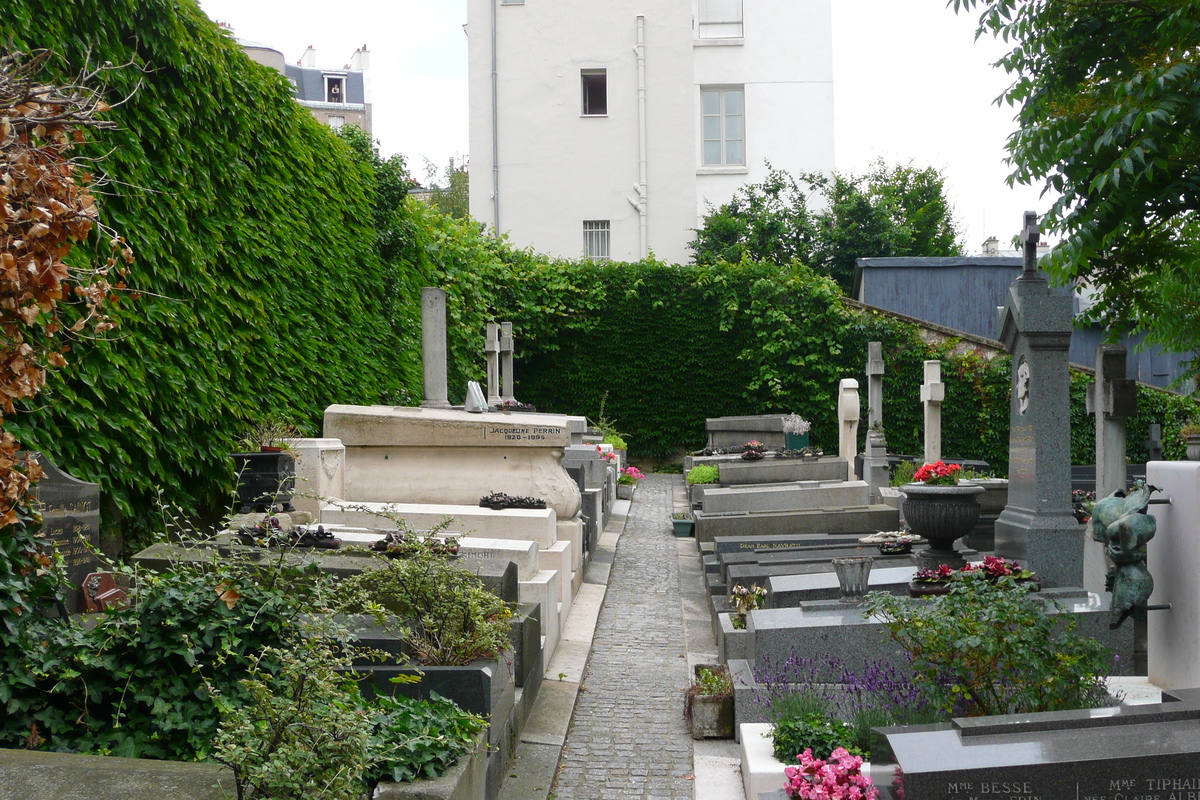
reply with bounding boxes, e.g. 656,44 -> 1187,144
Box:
31,453 -> 101,612
706,414 -> 790,450
869,689 -> 1200,800
702,480 -> 870,514
694,503 -> 898,546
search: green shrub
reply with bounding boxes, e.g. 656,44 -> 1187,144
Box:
365,691 -> 486,785
212,637 -> 372,800
1,548 -> 334,758
866,572 -> 1117,717
337,552 -> 513,666
771,711 -> 864,763
686,464 -> 720,485
603,433 -> 628,451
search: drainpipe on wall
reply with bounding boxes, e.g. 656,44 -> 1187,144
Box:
635,15 -> 648,259
491,0 -> 501,232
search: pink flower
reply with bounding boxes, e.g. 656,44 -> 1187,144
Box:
783,748 -> 878,800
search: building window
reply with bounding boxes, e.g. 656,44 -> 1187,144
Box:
698,0 -> 743,38
581,70 -> 607,116
701,87 -> 745,166
583,221 -> 610,261
325,75 -> 345,103
327,115 -> 345,129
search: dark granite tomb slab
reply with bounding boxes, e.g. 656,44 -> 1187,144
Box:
30,453 -> 100,612
870,688 -> 1200,800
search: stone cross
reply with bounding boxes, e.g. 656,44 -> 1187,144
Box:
1146,423 -> 1163,463
485,323 -> 501,406
864,342 -> 889,502
1020,210 -> 1040,277
500,322 -> 516,403
919,360 -> 944,464
419,287 -> 451,409
1084,343 -> 1138,593
995,211 -> 1080,588
866,341 -> 885,429
837,378 -> 860,482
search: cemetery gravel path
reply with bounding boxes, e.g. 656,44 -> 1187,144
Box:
550,473 -> 695,800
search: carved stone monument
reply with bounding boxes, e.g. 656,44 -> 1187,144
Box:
484,323 -> 501,407
864,342 -> 889,503
500,322 -> 516,404
420,287 -> 451,409
920,360 -> 944,465
837,379 -> 860,482
30,453 -> 101,612
993,211 -> 1081,588
1084,343 -> 1137,593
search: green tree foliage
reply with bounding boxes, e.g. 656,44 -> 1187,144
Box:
690,161 -> 964,289
952,0 -> 1200,367
423,156 -> 470,220
5,1 -> 420,547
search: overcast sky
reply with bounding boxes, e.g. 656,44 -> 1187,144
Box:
197,0 -> 1054,253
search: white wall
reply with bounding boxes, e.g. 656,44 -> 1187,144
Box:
468,0 -> 834,266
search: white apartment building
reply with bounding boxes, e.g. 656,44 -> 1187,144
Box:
466,0 -> 834,265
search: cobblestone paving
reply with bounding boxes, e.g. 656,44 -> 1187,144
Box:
551,474 -> 694,800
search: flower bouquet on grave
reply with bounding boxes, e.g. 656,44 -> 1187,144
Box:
235,517 -> 342,549
479,491 -> 548,510
741,440 -> 767,461
729,583 -> 766,629
910,556 -> 1040,597
598,445 -> 617,463
784,747 -> 879,800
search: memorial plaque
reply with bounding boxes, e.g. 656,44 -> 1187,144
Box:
30,453 -> 101,612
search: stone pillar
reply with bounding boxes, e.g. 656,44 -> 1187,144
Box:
485,323 -> 501,407
500,322 -> 515,403
837,378 -> 860,482
1146,423 -> 1163,463
420,288 -> 451,409
920,360 -> 944,465
993,212 -> 1081,588
865,342 -> 889,502
1084,343 -> 1137,593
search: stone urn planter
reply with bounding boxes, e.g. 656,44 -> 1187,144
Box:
617,482 -> 635,500
901,482 -> 985,569
831,556 -> 874,602
1186,433 -> 1200,461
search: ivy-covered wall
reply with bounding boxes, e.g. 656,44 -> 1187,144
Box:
6,0 -> 421,544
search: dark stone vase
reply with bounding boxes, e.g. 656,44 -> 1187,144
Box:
901,482 -> 985,569
231,450 -> 296,513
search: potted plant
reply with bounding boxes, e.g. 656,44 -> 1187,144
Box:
901,461 -> 985,568
671,511 -> 694,537
231,420 -> 300,514
782,413 -> 812,451
616,465 -> 643,500
684,664 -> 734,739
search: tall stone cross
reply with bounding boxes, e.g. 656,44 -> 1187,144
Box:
864,343 -> 889,502
994,211 -> 1080,588
500,322 -> 516,403
837,378 -> 860,482
419,287 -> 451,409
920,360 -> 944,464
1084,343 -> 1137,593
484,323 -> 501,406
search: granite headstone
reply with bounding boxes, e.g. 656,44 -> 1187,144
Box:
30,453 -> 101,612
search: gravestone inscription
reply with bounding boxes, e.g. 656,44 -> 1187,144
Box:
30,453 -> 100,612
